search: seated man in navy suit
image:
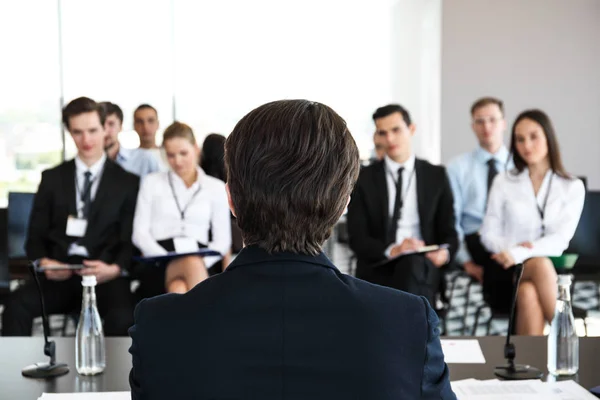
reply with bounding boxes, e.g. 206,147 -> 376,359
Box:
129,100 -> 456,399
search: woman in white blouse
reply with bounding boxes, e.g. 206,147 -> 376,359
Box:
133,122 -> 232,295
480,109 -> 584,335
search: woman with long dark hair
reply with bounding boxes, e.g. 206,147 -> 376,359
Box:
480,109 -> 584,335
200,133 -> 226,182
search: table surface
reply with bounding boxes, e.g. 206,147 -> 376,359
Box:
1,336 -> 599,398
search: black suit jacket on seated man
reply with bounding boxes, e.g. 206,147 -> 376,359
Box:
1,158 -> 139,336
26,159 -> 138,267
129,245 -> 455,400
347,158 -> 458,303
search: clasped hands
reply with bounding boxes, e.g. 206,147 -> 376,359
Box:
39,258 -> 120,284
491,241 -> 533,269
389,238 -> 448,268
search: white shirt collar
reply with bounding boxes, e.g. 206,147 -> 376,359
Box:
75,153 -> 107,177
476,145 -> 510,164
384,154 -> 416,175
170,166 -> 205,189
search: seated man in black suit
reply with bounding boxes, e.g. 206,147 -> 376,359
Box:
129,100 -> 456,399
1,97 -> 139,337
347,104 -> 458,306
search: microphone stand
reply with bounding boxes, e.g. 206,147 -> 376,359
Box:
22,261 -> 69,379
494,263 -> 543,380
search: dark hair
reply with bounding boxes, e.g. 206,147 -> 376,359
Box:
134,103 -> 158,117
162,121 -> 196,145
372,104 -> 412,125
99,101 -> 124,123
225,100 -> 360,255
470,97 -> 504,116
62,97 -> 106,130
201,133 -> 226,182
510,109 -> 570,179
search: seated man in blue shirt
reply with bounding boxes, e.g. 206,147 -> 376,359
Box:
101,102 -> 159,177
447,97 -> 512,308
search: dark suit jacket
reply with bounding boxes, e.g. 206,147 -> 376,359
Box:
26,159 -> 139,271
129,246 -> 456,400
347,158 -> 458,281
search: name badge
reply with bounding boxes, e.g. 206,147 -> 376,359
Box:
66,216 -> 88,238
173,237 -> 199,254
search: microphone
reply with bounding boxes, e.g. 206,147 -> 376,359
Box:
494,263 -> 543,380
21,261 -> 69,379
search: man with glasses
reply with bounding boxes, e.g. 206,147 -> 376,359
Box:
447,97 -> 512,284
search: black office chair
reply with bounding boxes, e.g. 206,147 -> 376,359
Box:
0,208 -> 11,308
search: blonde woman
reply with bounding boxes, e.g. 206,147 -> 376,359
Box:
133,122 -> 231,295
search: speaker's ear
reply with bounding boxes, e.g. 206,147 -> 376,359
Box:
225,183 -> 236,218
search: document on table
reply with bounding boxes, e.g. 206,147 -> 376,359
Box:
450,379 -> 597,399
38,392 -> 130,399
441,339 -> 486,364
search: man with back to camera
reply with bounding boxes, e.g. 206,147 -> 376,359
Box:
128,100 -> 456,399
101,101 -> 160,177
447,97 -> 512,296
133,103 -> 167,170
347,104 -> 458,306
1,97 -> 139,337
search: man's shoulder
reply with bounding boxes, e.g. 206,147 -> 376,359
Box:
416,158 -> 448,178
109,159 -> 140,183
446,151 -> 475,172
357,161 -> 384,183
40,160 -> 73,180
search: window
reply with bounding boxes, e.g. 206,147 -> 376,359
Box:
0,1 -> 62,207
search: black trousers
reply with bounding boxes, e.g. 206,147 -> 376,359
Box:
368,254 -> 439,306
2,275 -> 134,337
465,233 -> 514,312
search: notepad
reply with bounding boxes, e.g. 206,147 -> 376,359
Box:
133,248 -> 221,263
441,339 -> 486,364
371,243 -> 450,268
38,392 -> 130,400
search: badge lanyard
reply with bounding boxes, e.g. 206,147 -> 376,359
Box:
537,173 -> 554,237
168,172 -> 202,221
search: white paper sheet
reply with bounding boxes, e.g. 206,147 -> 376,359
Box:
451,380 -> 555,399
450,379 -> 595,400
550,380 -> 598,400
441,339 -> 486,364
38,392 -> 130,400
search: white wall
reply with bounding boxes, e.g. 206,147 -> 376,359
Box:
441,0 -> 600,189
392,0 -> 442,163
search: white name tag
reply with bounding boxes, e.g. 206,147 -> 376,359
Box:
66,216 -> 88,238
173,237 -> 199,254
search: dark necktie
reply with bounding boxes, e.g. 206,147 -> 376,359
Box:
387,167 -> 404,244
81,171 -> 92,218
487,158 -> 498,193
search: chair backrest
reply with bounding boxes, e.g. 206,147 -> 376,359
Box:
0,208 -> 9,289
567,190 -> 600,267
7,192 -> 35,260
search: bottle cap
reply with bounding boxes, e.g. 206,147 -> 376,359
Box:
81,275 -> 97,287
557,274 -> 572,286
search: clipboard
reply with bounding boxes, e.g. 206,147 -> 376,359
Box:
133,249 -> 221,264
370,243 -> 450,268
35,264 -> 88,272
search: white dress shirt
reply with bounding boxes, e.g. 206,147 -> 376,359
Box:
480,168 -> 585,264
74,153 -> 106,218
384,154 -> 422,256
69,153 -> 107,257
132,167 -> 232,267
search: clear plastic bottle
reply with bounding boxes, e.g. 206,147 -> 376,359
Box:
547,274 -> 579,376
76,275 -> 106,375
